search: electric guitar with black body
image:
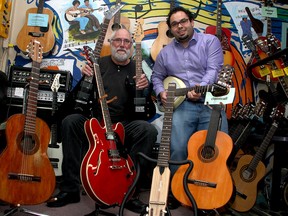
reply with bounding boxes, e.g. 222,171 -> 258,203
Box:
70,4 -> 124,115
130,19 -> 156,120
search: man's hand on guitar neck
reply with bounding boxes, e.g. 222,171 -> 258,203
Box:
134,73 -> 149,90
82,64 -> 94,76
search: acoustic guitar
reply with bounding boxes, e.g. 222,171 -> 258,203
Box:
65,7 -> 103,22
100,0 -> 131,57
72,4 -> 124,114
47,74 -> 63,177
0,39 -> 56,205
171,105 -> 233,210
147,83 -> 176,215
131,19 -> 156,120
16,0 -> 55,55
80,47 -> 136,206
205,0 -> 234,66
150,0 -> 175,62
230,105 -> 285,212
158,64 -> 233,112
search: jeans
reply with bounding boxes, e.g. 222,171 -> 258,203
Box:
170,100 -> 228,175
74,16 -> 89,31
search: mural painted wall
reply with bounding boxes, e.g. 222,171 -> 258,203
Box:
6,0 -> 288,120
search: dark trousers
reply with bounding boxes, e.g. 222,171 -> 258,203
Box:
60,113 -> 157,193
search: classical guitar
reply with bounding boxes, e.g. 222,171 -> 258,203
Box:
72,4 -> 124,114
228,100 -> 267,170
147,83 -> 176,216
150,0 -> 175,62
65,7 -> 104,22
47,74 -> 63,177
80,47 -> 136,206
230,105 -> 285,212
242,34 -> 279,83
100,0 -> 131,57
0,39 -> 56,205
171,105 -> 233,209
131,19 -> 156,120
205,0 -> 234,66
16,0 -> 55,55
158,64 -> 233,112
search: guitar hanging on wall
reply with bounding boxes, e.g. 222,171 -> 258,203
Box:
205,0 -> 234,66
0,0 -> 11,38
230,105 -> 285,212
150,0 -> 175,62
16,0 -> 55,55
0,39 -> 56,205
80,47 -> 136,206
100,0 -> 131,57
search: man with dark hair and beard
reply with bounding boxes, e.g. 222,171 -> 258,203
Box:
47,28 -> 157,214
151,6 -> 228,209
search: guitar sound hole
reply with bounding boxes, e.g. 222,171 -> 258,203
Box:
201,146 -> 215,159
112,23 -> 122,31
166,29 -> 173,38
20,134 -> 37,154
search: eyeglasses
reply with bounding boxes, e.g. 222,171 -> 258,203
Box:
170,18 -> 189,29
110,38 -> 132,46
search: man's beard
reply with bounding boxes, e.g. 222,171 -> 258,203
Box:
111,46 -> 131,62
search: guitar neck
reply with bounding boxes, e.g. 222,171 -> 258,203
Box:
25,60 -> 41,134
174,85 -> 213,97
93,63 -> 114,133
157,83 -> 176,167
216,0 -> 223,40
248,122 -> 278,173
38,0 -> 44,14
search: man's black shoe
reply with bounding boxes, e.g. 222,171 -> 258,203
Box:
125,198 -> 147,214
167,193 -> 181,210
46,191 -> 80,207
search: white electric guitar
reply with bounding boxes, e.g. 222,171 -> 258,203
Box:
47,74 -> 63,176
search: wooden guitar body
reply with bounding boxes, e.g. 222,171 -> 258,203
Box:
0,114 -> 56,205
16,7 -> 55,55
150,21 -> 173,61
80,118 -> 136,206
171,130 -> 233,209
230,155 -> 266,212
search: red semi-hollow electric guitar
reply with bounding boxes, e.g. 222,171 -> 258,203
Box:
80,47 -> 136,206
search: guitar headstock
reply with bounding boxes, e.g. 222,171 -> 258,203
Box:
103,3 -> 124,20
270,104 -> 285,123
133,19 -> 144,43
211,64 -> 234,97
51,74 -> 61,92
242,34 -> 256,52
27,39 -> 43,63
253,99 -> 267,119
83,45 -> 97,64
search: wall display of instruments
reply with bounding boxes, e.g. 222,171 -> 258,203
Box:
7,66 -> 72,109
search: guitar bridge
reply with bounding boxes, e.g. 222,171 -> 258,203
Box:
28,32 -> 44,37
8,173 -> 41,182
188,179 -> 216,188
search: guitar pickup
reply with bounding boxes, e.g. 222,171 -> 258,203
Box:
188,179 -> 216,188
134,97 -> 146,105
